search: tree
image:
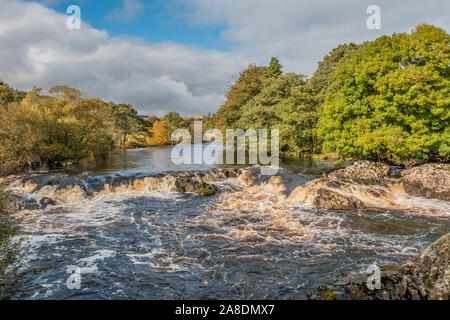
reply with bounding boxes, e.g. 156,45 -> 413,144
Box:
0,81 -> 25,106
237,72 -> 319,154
210,58 -> 320,155
161,112 -> 189,133
145,115 -> 159,127
308,43 -> 360,98
264,57 -> 283,79
278,75 -> 320,153
209,64 -> 266,132
146,120 -> 170,145
318,24 -> 450,165
0,86 -> 115,172
299,43 -> 362,153
48,85 -> 85,102
107,103 -> 146,147
237,69 -> 296,130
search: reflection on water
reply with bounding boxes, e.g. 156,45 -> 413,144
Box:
63,144 -> 342,177
4,145 -> 450,299
66,145 -> 219,176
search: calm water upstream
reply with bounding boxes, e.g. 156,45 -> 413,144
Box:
3,145 -> 450,299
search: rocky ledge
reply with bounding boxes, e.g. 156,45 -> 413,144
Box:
401,163 -> 450,201
288,161 -> 450,210
308,233 -> 449,300
329,160 -> 394,184
344,233 -> 449,300
7,167 -> 245,209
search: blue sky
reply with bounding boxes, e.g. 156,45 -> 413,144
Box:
31,0 -> 232,51
2,0 -> 449,116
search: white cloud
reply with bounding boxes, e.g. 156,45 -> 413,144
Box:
105,0 -> 144,22
184,0 -> 450,75
1,0 -> 448,116
0,0 -> 248,116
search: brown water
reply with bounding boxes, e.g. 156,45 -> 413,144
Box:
3,145 -> 449,299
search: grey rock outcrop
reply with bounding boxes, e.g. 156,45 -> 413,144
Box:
401,163 -> 450,201
343,233 -> 450,300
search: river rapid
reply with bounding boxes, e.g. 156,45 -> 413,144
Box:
2,145 -> 449,299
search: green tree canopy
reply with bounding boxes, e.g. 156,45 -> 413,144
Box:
318,24 -> 450,165
263,57 -> 283,79
107,103 -> 147,146
209,64 -> 266,132
161,111 -> 189,132
308,43 -> 360,98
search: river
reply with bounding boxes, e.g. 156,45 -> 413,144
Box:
3,145 -> 449,299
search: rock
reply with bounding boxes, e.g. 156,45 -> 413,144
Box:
288,161 -> 399,210
173,176 -> 219,195
329,160 -> 392,184
312,188 -> 365,210
39,197 -> 56,208
15,198 -> 40,211
288,173 -> 392,211
21,174 -> 93,196
317,285 -> 338,300
401,163 -> 450,201
342,233 -> 450,300
152,167 -> 243,195
307,285 -> 339,300
289,161 -> 449,212
12,167 -> 243,200
198,185 -> 216,196
14,196 -> 56,210
416,233 -> 450,299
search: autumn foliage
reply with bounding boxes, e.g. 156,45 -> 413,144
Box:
146,120 -> 170,145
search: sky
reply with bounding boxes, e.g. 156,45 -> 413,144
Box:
0,0 -> 449,116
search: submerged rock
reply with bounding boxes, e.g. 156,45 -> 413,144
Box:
401,163 -> 450,201
342,233 -> 450,300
